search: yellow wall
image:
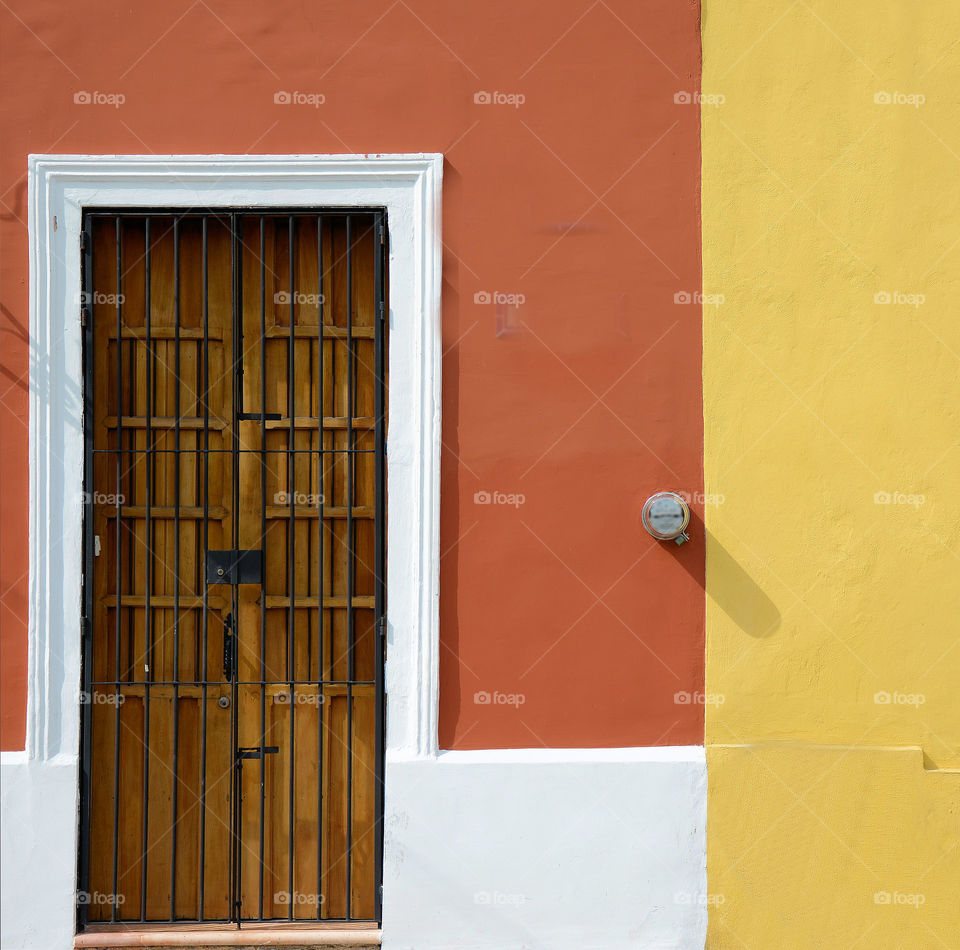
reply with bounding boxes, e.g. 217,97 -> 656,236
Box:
703,2 -> 960,945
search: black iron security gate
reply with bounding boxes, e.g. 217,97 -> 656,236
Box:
78,209 -> 387,926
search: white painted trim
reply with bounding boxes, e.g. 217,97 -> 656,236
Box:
26,152 -> 443,764
15,154 -> 441,950
0,751 -> 29,766
436,745 -> 707,764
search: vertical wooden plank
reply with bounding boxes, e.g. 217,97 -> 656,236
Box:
145,692 -> 173,918
236,685 -> 261,916
322,691 -> 348,919
87,700 -> 115,920
116,696 -> 144,919
204,216 -> 235,920
174,696 -> 200,919
202,689 -> 233,920
350,690 -> 376,919
294,327 -> 311,682
267,693 -> 290,916
293,685 -> 321,917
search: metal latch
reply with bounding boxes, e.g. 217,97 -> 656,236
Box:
205,549 -> 263,585
237,746 -> 279,760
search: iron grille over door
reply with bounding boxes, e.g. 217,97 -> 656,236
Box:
78,210 -> 387,926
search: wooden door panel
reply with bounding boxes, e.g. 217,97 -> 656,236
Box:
84,211 -> 384,925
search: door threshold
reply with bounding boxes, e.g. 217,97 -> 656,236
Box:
74,923 -> 381,948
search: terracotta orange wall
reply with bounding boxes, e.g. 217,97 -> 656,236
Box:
0,0 -> 703,750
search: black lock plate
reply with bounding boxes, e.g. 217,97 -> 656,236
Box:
206,549 -> 263,585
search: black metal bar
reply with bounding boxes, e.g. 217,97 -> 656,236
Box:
140,215 -> 152,922
169,216 -> 182,921
230,213 -> 242,922
93,448 -> 379,456
78,213 -> 95,932
258,215 -> 267,921
92,679 -> 377,687
345,214 -> 354,919
316,213 -> 324,919
324,218 -> 339,918
111,215 -> 123,923
373,212 -> 386,923
287,214 -> 296,919
232,747 -> 241,924
198,215 -> 210,921
86,207 -> 381,217
126,239 -> 136,691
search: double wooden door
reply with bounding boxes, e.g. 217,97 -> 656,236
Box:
79,210 -> 386,925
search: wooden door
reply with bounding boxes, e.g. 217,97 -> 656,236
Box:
80,211 -> 386,926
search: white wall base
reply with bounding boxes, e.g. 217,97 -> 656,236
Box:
1,754 -> 80,950
0,748 -> 706,950
381,748 -> 707,950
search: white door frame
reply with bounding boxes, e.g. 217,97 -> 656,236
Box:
23,153 -> 442,938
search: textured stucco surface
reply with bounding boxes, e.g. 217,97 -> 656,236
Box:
0,0 -> 705,752
703,1 -> 960,945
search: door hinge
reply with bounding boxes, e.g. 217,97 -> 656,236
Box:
378,221 -> 386,246
377,615 -> 386,638
80,230 -> 89,251
94,535 -> 101,557
378,300 -> 386,322
81,306 -> 90,327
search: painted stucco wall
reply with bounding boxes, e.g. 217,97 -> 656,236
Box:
703,1 -> 960,944
0,0 -> 704,752
1,4 -> 710,949
382,749 -> 706,950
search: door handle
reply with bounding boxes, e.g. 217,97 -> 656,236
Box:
222,612 -> 235,681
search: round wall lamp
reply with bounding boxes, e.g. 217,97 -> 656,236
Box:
642,492 -> 691,545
